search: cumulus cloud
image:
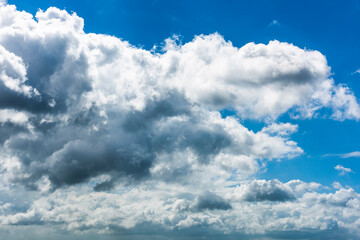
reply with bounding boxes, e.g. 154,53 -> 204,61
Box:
261,122 -> 298,137
0,2 -> 359,239
164,36 -> 331,119
230,179 -> 295,202
192,191 -> 232,211
0,179 -> 360,239
0,3 -> 311,191
331,85 -> 360,120
335,165 -> 354,175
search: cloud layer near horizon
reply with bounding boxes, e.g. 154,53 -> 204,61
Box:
0,3 -> 360,239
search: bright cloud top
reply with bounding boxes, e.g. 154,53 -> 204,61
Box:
0,3 -> 360,239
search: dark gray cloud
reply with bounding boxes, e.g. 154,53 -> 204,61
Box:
236,180 -> 295,202
0,24 -> 91,114
3,91 -> 234,190
0,81 -> 52,113
93,179 -> 115,192
0,122 -> 28,144
122,91 -> 190,132
193,191 -> 232,211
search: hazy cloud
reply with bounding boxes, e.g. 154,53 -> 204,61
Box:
269,19 -> 280,26
323,151 -> 360,159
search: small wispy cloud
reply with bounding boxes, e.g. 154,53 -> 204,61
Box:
322,151 -> 360,158
353,69 -> 360,75
334,165 -> 354,175
341,151 -> 360,158
269,19 -> 280,26
332,181 -> 343,189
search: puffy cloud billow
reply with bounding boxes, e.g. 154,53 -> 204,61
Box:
0,3 -> 360,239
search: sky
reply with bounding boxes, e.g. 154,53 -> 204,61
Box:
0,0 -> 360,239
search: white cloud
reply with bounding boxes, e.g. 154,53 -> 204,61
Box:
323,151 -> 360,159
0,179 -> 359,238
331,85 -> 360,120
0,45 -> 38,97
261,122 -> 298,137
0,109 -> 29,125
335,165 -> 354,175
333,181 -> 343,189
162,35 -> 332,119
341,151 -> 360,158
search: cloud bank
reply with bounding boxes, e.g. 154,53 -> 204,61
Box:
0,3 -> 359,239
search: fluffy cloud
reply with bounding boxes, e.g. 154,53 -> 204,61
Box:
335,165 -> 354,175
261,122 -> 298,137
1,179 -> 360,239
163,36 -> 332,119
0,2 -> 360,239
0,3 -> 308,190
230,179 -> 295,202
192,191 -> 232,211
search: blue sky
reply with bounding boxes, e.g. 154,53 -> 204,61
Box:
1,0 -> 360,239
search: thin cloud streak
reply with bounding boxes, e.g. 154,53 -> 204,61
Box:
323,151 -> 360,158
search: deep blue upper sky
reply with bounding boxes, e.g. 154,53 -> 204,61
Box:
9,0 -> 360,188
